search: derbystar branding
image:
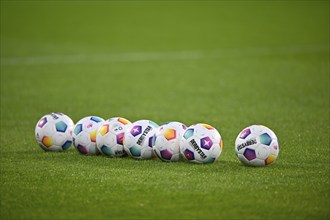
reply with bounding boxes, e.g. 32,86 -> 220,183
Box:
114,150 -> 125,156
237,139 -> 257,151
136,126 -> 152,145
50,113 -> 59,120
189,139 -> 207,159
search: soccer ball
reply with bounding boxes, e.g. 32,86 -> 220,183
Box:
235,125 -> 280,166
72,116 -> 105,155
35,112 -> 74,151
180,123 -> 223,164
153,122 -> 187,162
123,120 -> 159,159
96,117 -> 132,157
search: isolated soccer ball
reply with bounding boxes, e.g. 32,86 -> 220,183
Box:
180,123 -> 223,164
72,116 -> 105,155
123,120 -> 159,159
96,117 -> 132,157
154,122 -> 187,162
235,125 -> 280,166
35,112 -> 74,151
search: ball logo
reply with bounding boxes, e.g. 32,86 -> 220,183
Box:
114,150 -> 125,156
50,113 -> 59,120
136,126 -> 152,145
114,126 -> 123,132
237,138 -> 257,151
87,123 -> 93,129
189,139 -> 207,159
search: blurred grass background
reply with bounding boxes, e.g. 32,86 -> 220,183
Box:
1,1 -> 329,219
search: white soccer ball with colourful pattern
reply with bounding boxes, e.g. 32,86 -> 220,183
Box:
96,117 -> 132,157
235,125 -> 280,166
72,116 -> 105,155
180,123 -> 223,164
153,122 -> 187,162
123,120 -> 159,159
35,112 -> 74,151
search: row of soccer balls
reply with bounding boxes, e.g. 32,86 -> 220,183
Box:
35,112 -> 280,166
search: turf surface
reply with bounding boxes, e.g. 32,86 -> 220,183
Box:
1,1 -> 329,219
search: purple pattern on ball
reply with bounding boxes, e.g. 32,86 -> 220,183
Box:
130,126 -> 142,137
240,128 -> 251,139
38,117 -> 47,128
244,148 -> 256,161
160,149 -> 173,160
200,137 -> 213,150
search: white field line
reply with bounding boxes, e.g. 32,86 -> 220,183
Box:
1,44 -> 328,66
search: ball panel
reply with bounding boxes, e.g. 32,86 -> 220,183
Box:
38,117 -> 48,128
100,145 -> 113,156
183,149 -> 195,160
90,130 -> 97,142
90,116 -> 103,123
249,158 -> 266,166
130,125 -> 142,137
62,141 -> 72,150
259,133 -> 272,146
116,132 -> 124,145
200,124 -> 214,130
55,121 -> 67,133
270,143 -> 280,156
99,124 -> 109,136
160,149 -> 173,160
41,136 -> 52,148
74,124 -> 83,135
237,153 -> 249,165
148,135 -> 156,148
240,128 -> 251,139
141,148 -> 154,159
118,117 -> 130,125
129,146 -> 141,157
265,154 -> 276,165
183,128 -> 194,140
256,146 -> 270,160
203,157 -> 216,164
200,136 -> 213,150
243,148 -> 256,161
164,129 -> 176,141
77,144 -> 88,155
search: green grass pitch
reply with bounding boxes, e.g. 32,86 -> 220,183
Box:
1,1 -> 329,219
